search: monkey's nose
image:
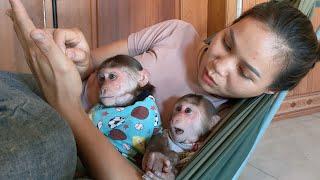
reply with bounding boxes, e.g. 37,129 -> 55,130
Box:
100,89 -> 107,95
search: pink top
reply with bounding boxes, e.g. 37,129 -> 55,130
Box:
83,20 -> 227,123
127,20 -> 226,121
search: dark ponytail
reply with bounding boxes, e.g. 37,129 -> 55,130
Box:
234,1 -> 319,90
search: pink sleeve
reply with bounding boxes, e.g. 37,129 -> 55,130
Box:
128,19 -> 193,56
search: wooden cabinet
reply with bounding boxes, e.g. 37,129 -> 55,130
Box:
94,0 -> 208,46
0,0 -> 45,73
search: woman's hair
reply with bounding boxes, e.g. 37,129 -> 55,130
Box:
234,1 -> 320,90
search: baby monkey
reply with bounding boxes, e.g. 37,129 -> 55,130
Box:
88,55 -> 162,164
142,94 -> 220,180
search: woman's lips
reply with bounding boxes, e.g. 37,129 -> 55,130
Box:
202,69 -> 216,86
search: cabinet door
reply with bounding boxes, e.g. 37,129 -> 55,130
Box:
0,0 -> 45,73
45,0 -> 97,48
96,0 -> 179,46
95,0 -> 208,46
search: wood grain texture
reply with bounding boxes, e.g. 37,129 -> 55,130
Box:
226,0 -> 237,26
180,0 -> 208,40
207,0 -> 226,35
97,0 -> 178,46
242,0 -> 268,12
45,0 -> 96,48
0,0 -> 44,73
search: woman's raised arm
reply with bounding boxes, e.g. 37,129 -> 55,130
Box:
8,0 -> 141,179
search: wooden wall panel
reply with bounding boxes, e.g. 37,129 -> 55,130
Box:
226,0 -> 237,26
45,0 -> 97,48
208,0 -> 227,35
242,0 -> 268,12
97,0 -> 179,46
180,0 -> 208,40
0,0 -> 44,73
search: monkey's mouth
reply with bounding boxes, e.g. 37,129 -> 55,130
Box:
174,127 -> 184,135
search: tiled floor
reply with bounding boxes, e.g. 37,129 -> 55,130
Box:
239,112 -> 320,180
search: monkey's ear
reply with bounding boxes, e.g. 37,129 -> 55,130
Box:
209,115 -> 221,129
138,69 -> 150,87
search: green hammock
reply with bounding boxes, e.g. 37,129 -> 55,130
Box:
176,1 -> 315,179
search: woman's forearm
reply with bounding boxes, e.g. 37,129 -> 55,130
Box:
91,39 -> 129,70
60,105 -> 141,180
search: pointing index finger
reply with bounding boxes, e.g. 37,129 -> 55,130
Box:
9,0 -> 36,42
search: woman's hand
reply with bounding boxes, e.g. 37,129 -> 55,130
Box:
8,1 -> 142,179
52,28 -> 93,79
8,0 -> 83,113
7,7 -> 92,80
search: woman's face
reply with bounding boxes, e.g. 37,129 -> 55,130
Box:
198,17 -> 283,98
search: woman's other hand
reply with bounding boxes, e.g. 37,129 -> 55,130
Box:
8,0 -> 83,114
7,5 -> 92,80
53,28 -> 93,79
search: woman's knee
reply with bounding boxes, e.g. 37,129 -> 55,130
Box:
0,71 -> 77,179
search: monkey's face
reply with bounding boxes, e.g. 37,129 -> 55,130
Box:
97,67 -> 139,107
169,102 -> 204,144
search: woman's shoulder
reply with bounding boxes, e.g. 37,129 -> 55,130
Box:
158,19 -> 199,37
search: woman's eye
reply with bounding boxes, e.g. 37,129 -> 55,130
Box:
185,107 -> 192,113
176,105 -> 182,112
238,66 -> 253,81
223,37 -> 231,51
108,73 -> 117,80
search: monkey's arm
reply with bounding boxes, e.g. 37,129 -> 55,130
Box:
143,133 -> 179,173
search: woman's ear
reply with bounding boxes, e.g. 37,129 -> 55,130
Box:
138,69 -> 150,87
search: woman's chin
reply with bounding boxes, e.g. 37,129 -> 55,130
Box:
199,80 -> 217,94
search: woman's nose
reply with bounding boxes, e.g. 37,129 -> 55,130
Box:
208,56 -> 236,77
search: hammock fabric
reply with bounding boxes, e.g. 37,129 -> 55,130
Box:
176,1 -> 315,178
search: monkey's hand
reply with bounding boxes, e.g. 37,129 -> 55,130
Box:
143,152 -> 173,173
142,171 -> 176,180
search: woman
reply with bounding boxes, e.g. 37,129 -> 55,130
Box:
4,0 -> 319,179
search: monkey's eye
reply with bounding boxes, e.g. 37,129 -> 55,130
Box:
108,73 -> 117,80
174,127 -> 184,135
97,73 -> 105,83
185,107 -> 192,114
175,105 -> 182,112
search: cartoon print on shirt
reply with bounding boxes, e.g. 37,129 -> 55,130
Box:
132,136 -> 146,153
97,121 -> 103,130
109,129 -> 127,140
116,107 -> 125,112
148,95 -> 155,102
123,143 -> 131,151
154,113 -> 159,127
135,123 -> 143,131
108,116 -> 125,129
131,106 -> 149,120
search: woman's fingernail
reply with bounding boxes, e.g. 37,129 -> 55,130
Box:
31,32 -> 45,41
